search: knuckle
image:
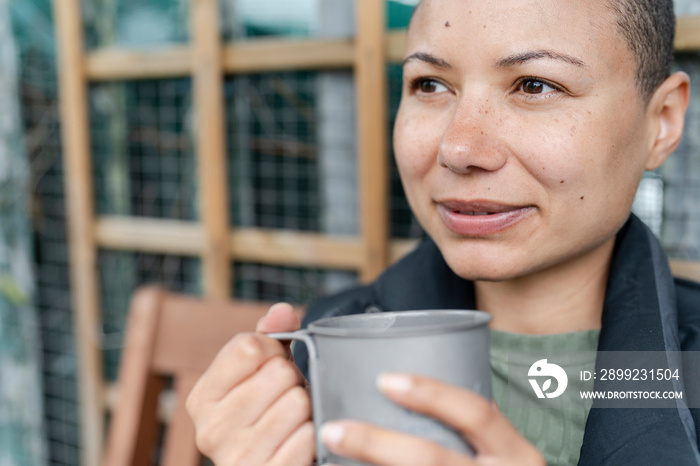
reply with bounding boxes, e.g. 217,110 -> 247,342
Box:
468,399 -> 495,430
286,385 -> 312,413
233,333 -> 265,360
269,357 -> 298,386
193,419 -> 219,455
184,387 -> 200,418
421,445 -> 450,466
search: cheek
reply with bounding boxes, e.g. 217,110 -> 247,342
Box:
507,110 -> 629,194
393,111 -> 441,181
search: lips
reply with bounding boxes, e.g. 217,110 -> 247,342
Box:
436,199 -> 535,236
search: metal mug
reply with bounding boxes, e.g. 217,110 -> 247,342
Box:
268,309 -> 492,466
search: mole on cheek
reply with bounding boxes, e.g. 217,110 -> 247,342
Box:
560,180 -> 565,184
445,21 -> 450,27
580,196 -> 584,200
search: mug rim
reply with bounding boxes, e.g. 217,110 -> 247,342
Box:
307,309 -> 491,338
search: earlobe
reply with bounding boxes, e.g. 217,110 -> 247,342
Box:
645,71 -> 691,171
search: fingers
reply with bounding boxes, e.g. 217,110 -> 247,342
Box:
185,301 -> 312,465
217,356 -> 304,428
378,373 -> 543,462
252,386 -> 312,457
187,352 -> 312,463
320,420 -> 473,466
187,332 -> 287,413
269,421 -> 315,466
257,302 -> 301,334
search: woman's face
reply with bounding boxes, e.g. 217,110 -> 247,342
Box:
394,0 -> 655,281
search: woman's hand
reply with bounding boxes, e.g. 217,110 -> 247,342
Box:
186,303 -> 314,466
320,373 -> 545,466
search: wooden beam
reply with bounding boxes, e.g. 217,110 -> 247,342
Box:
85,37 -> 356,81
82,14 -> 700,82
95,217 -> 203,256
389,238 -> 420,264
675,16 -> 700,51
356,0 -> 390,283
94,216 -> 366,270
192,0 -> 231,299
221,36 -> 355,73
386,30 -> 407,63
670,259 -> 700,283
53,0 -> 105,464
230,228 -> 363,269
86,46 -> 192,81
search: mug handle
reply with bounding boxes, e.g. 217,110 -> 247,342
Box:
266,330 -> 329,465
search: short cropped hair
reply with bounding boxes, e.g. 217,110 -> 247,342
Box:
608,0 -> 676,100
409,0 -> 676,101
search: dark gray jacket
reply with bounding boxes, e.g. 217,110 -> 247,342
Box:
295,215 -> 700,465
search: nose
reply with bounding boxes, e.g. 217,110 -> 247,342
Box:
437,99 -> 508,174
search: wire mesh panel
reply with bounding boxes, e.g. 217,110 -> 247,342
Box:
225,72 -> 321,231
234,262 -> 347,304
100,251 -> 201,380
657,53 -> 700,260
219,0 -> 319,41
82,0 -> 190,50
19,35 -> 81,466
92,79 -> 198,221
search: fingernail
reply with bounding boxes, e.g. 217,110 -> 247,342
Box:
320,422 -> 346,447
378,373 -> 413,394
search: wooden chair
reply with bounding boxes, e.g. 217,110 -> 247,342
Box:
671,259 -> 700,283
104,286 -> 303,466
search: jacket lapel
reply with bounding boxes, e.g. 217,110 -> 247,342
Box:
578,215 -> 700,465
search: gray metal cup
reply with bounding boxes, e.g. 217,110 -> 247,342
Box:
268,309 -> 491,466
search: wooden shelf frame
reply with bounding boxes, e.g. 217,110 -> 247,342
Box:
52,2 -> 700,463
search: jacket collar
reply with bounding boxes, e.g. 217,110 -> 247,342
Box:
374,215 -> 700,464
578,215 -> 700,465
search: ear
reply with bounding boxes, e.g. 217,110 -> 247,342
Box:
645,71 -> 691,171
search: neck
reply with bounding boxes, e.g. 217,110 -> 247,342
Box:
475,238 -> 615,334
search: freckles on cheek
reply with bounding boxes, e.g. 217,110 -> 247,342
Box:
395,129 -> 438,176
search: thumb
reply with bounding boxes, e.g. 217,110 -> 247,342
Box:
256,302 -> 301,334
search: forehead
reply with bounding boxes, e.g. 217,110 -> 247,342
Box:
408,0 -> 632,72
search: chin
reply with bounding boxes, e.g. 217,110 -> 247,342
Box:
441,250 -> 527,282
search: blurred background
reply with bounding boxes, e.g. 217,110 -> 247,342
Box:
2,0 -> 700,464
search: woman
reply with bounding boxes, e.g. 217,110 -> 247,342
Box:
186,0 -> 699,464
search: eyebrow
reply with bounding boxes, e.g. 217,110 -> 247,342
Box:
496,50 -> 586,68
402,52 -> 452,69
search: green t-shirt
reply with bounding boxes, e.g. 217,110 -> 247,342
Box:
490,328 -> 600,466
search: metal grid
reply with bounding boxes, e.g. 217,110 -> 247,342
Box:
99,251 -> 201,381
19,38 -> 80,466
92,79 -> 198,221
234,262 -> 336,304
225,72 -> 322,231
657,52 -> 700,260
82,0 -> 189,50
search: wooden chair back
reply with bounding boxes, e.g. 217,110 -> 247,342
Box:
104,286 -> 300,466
671,259 -> 700,284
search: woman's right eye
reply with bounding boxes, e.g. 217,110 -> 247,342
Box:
411,78 -> 448,94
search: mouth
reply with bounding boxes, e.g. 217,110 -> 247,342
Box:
436,199 -> 535,236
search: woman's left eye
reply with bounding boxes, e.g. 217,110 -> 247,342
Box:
519,79 -> 558,95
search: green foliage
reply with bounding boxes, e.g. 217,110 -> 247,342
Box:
0,274 -> 28,305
